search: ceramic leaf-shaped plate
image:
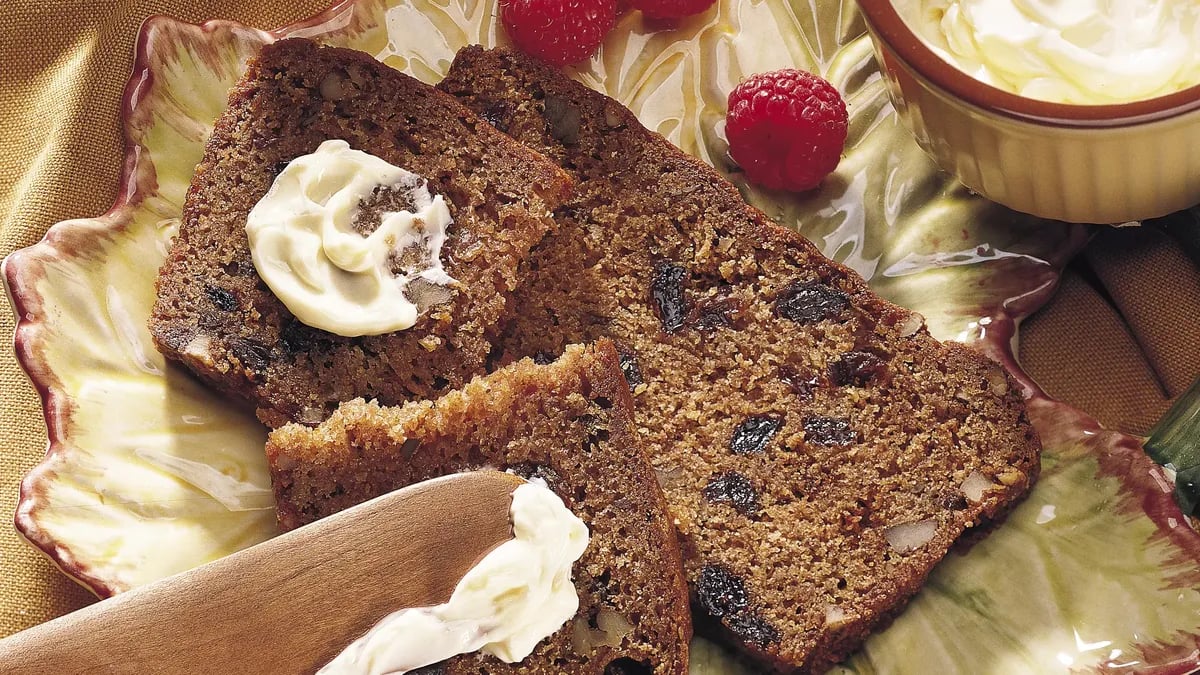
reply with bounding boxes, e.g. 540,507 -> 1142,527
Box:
5,1 -> 1200,672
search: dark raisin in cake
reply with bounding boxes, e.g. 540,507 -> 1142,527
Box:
267,341 -> 691,674
438,46 -> 1041,673
149,38 -> 572,427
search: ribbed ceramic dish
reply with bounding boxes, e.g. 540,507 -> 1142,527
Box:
5,1 -> 1200,672
857,0 -> 1200,224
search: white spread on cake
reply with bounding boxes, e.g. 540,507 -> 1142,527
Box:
245,139 -> 456,337
897,0 -> 1200,104
319,480 -> 590,675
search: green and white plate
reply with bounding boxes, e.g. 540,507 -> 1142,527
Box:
5,1 -> 1199,672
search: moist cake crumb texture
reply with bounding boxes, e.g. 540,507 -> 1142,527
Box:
268,341 -> 692,675
438,46 -> 1041,673
149,38 -> 571,428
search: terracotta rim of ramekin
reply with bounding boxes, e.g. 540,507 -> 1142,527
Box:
857,0 -> 1200,129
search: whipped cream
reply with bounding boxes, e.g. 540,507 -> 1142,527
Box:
319,480 -> 589,675
245,139 -> 456,337
899,0 -> 1200,104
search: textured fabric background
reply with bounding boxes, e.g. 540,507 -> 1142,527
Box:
1020,228 -> 1200,434
2,0 -> 1198,639
0,0 -> 334,637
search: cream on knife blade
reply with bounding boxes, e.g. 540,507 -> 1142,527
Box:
320,480 -> 589,675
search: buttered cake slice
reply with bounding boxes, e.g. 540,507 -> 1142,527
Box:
268,341 -> 692,674
149,38 -> 571,427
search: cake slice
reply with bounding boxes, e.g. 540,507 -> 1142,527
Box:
438,47 -> 1041,672
267,340 -> 691,674
149,38 -> 572,427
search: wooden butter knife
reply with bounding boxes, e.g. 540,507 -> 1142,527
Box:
0,470 -> 524,674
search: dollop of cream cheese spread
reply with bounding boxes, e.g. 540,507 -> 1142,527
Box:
319,480 -> 590,675
245,139 -> 455,337
899,0 -> 1200,104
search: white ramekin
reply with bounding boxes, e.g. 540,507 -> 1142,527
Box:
857,0 -> 1200,224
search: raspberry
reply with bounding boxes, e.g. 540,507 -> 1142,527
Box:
725,69 -> 849,192
499,0 -> 617,67
630,0 -> 716,19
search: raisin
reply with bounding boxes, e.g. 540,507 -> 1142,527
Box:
617,347 -> 644,389
703,472 -> 760,515
280,320 -> 317,353
729,416 -> 782,455
650,262 -> 689,333
803,416 -> 857,447
605,658 -> 653,675
508,462 -> 561,487
687,290 -> 744,332
779,367 -> 819,400
828,351 -> 888,387
410,665 -> 446,675
696,565 -> 748,618
693,310 -> 732,331
940,492 -> 968,510
726,612 -> 781,648
204,285 -> 237,312
775,280 -> 849,325
481,101 -> 513,132
230,338 -> 272,375
196,311 -> 224,329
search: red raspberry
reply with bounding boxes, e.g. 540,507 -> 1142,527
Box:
725,69 -> 849,192
630,0 -> 716,19
500,0 -> 617,66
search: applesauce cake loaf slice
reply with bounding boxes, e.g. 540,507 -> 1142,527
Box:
149,38 -> 571,427
438,47 -> 1041,673
267,340 -> 691,674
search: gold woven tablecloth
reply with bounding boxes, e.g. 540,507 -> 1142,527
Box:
2,0 -> 1199,637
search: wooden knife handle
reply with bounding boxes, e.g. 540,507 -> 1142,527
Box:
0,471 -> 520,674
